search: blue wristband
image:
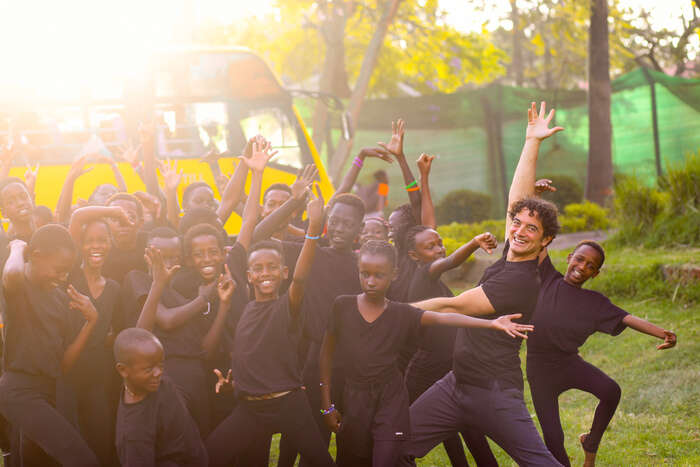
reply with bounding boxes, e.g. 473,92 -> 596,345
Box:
320,404 -> 335,416
305,234 -> 321,240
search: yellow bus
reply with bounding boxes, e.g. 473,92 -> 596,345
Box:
0,47 -> 336,232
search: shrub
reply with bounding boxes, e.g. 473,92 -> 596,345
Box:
436,190 -> 492,225
658,151 -> 700,215
539,174 -> 584,210
611,176 -> 669,244
438,219 -> 505,255
559,202 -> 611,233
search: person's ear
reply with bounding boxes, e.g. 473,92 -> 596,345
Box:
116,362 -> 129,379
567,253 -> 573,263
591,268 -> 600,279
541,236 -> 553,249
246,269 -> 253,284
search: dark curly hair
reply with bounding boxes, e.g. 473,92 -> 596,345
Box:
183,223 -> 224,257
389,203 -> 417,255
573,240 -> 605,267
106,193 -> 144,222
328,193 -> 366,222
358,239 -> 397,268
248,239 -> 285,265
508,197 -> 559,243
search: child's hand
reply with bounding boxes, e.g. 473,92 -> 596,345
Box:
306,186 -> 325,230
242,135 -> 266,159
24,163 -> 39,189
116,143 -> 142,166
525,102 -> 564,142
416,153 -> 435,176
213,369 -> 235,394
490,313 -> 534,339
248,141 -> 278,174
216,264 -> 236,304
657,330 -> 677,350
473,232 -> 497,254
291,165 -> 318,200
357,147 -> 393,164
157,159 -> 183,193
109,205 -> 135,228
145,247 -> 181,286
535,179 -> 556,194
67,284 -> 98,323
134,192 -> 162,220
323,407 -> 342,433
68,154 -> 94,180
377,119 -> 406,159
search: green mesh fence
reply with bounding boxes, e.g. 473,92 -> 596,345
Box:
313,68 -> 700,215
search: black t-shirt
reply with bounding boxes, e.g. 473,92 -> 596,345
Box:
452,242 -> 540,390
387,255 -> 418,302
328,295 -> 424,385
115,376 -> 207,467
527,255 -> 628,361
2,280 -> 71,379
231,294 -> 303,396
406,263 -> 456,366
67,270 -> 121,384
223,242 -> 250,354
283,242 -> 362,343
103,231 -> 148,285
119,271 -> 191,332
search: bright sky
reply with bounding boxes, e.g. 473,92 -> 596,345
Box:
0,0 -> 695,99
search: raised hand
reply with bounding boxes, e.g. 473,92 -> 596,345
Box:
291,165 -> 318,200
247,141 -> 278,174
526,102 -> 564,142
417,153 -> 435,177
323,407 -> 342,433
145,247 -> 181,286
157,159 -> 183,193
306,185 -> 325,229
656,330 -> 677,350
357,147 -> 393,164
491,313 -> 534,339
242,134 -> 266,159
67,284 -> 98,323
473,232 -> 498,255
68,154 -> 94,180
377,119 -> 406,159
216,264 -> 236,304
535,178 -> 557,194
116,143 -> 142,166
108,205 -> 135,228
213,369 -> 234,394
134,192 -> 162,220
24,163 -> 39,191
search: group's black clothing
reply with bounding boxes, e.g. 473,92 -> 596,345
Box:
526,254 -> 629,465
453,242 -> 540,391
103,231 -> 148,285
115,376 -> 207,467
386,256 -> 417,302
232,293 -> 303,397
205,390 -> 334,467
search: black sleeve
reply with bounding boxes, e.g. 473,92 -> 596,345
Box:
404,303 -> 425,341
326,296 -> 345,336
226,242 -> 248,283
538,255 -> 561,284
481,268 -> 537,317
595,296 -> 629,336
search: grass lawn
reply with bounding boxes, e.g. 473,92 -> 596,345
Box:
269,247 -> 699,466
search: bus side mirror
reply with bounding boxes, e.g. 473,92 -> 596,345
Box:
341,111 -> 353,141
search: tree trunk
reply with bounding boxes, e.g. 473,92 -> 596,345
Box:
511,0 -> 524,87
585,0 -> 613,205
329,0 -> 402,181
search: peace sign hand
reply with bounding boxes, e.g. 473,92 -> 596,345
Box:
525,102 -> 564,142
216,264 -> 236,304
213,369 -> 234,394
67,284 -> 98,323
656,330 -> 677,350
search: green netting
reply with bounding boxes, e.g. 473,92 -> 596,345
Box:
324,68 -> 700,215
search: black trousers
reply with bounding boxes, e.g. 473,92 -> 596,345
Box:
527,356 -> 621,467
205,389 -> 335,467
0,371 -> 99,467
399,371 -> 562,467
406,351 -> 499,467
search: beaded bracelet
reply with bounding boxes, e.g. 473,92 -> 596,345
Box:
305,234 -> 321,240
320,404 -> 336,416
405,180 -> 418,190
353,157 -> 364,169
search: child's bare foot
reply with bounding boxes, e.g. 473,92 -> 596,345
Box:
579,433 -> 596,467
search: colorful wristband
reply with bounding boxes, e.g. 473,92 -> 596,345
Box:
305,234 -> 321,240
405,180 -> 418,190
406,185 -> 420,192
320,404 -> 336,416
353,157 -> 364,169
377,182 -> 389,197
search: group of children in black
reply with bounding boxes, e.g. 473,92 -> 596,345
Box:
0,102 -> 677,467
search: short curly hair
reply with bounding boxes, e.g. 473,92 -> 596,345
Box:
573,240 -> 605,267
358,240 -> 397,268
509,197 -> 559,242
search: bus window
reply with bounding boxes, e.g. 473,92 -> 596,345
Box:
239,107 -> 302,170
155,102 -> 229,158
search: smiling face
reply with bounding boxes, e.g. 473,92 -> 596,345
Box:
358,253 -> 396,300
508,208 -> 551,260
106,199 -> 142,250
564,244 -> 602,287
261,189 -> 291,219
326,203 -> 362,251
247,248 -> 288,300
117,340 -> 164,395
359,219 -> 389,246
185,186 -> 217,212
409,229 -> 446,264
82,221 -> 111,270
0,182 -> 33,224
188,234 -> 223,283
29,247 -> 75,290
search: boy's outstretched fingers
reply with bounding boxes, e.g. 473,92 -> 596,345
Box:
213,369 -> 233,394
657,330 -> 677,350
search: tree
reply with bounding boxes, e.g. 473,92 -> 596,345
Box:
586,0 -> 613,205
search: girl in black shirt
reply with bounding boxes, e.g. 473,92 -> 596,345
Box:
0,224 -> 100,466
528,241 -> 677,467
319,240 -> 532,467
